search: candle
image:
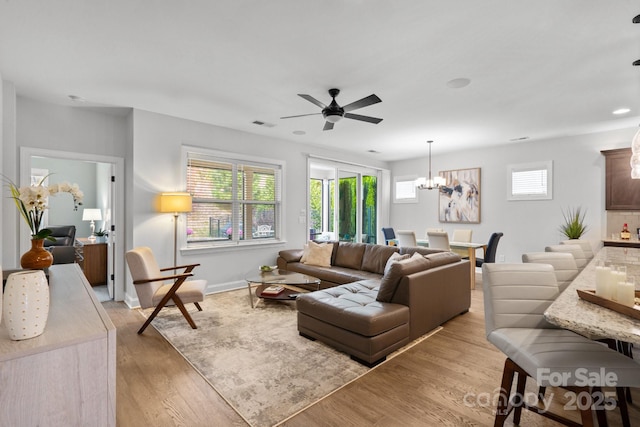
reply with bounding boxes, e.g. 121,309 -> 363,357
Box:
608,267 -> 626,301
618,278 -> 636,308
595,265 -> 613,299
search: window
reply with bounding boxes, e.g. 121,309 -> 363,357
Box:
507,161 -> 553,201
393,175 -> 418,203
185,148 -> 283,247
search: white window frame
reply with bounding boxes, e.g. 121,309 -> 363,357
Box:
393,175 -> 419,203
183,145 -> 285,250
507,160 -> 553,201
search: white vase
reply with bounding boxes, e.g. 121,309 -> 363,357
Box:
3,270 -> 50,340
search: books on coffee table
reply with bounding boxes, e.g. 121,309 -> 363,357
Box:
261,285 -> 285,295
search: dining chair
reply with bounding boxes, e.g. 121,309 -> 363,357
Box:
125,246 -> 207,334
424,228 -> 443,238
452,229 -> 472,243
396,230 -> 417,247
482,263 -> 640,426
545,244 -> 588,271
521,252 -> 579,293
426,230 -> 450,251
475,232 -> 503,267
560,239 -> 595,261
381,227 -> 396,245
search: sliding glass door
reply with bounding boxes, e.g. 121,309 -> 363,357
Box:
309,159 -> 379,244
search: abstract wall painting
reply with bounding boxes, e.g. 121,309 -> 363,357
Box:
438,168 -> 481,223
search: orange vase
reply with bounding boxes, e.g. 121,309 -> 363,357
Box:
20,239 -> 53,269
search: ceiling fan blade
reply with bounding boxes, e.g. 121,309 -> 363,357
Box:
298,94 -> 327,109
280,113 -> 322,119
323,121 -> 334,131
342,94 -> 381,112
344,113 -> 383,124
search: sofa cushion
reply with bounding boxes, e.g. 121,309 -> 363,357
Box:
296,281 -> 410,337
399,246 -> 445,256
302,241 -> 334,267
361,244 -> 400,274
425,251 -> 462,268
334,242 -> 366,270
279,249 -> 304,263
377,252 -> 430,302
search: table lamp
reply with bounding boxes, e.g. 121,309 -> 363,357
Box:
82,208 -> 102,241
158,192 -> 192,267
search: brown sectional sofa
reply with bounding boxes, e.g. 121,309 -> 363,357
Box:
276,242 -> 471,366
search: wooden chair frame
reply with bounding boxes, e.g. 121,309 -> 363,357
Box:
133,263 -> 203,335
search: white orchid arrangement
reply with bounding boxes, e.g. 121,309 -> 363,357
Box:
5,175 -> 83,240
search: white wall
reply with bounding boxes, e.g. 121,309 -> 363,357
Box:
389,127 -> 638,263
128,109 -> 389,304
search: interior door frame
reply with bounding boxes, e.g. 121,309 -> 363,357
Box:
20,147 -> 126,301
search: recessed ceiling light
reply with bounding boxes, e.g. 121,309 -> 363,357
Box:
446,78 -> 471,89
368,150 -> 380,154
509,136 -> 530,142
293,130 -> 306,135
613,108 -> 631,115
68,95 -> 86,102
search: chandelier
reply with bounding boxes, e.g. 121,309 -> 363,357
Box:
415,140 -> 446,190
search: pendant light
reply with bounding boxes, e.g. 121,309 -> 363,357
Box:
415,140 -> 446,190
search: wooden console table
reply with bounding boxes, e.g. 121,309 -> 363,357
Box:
78,238 -> 108,286
0,264 -> 116,426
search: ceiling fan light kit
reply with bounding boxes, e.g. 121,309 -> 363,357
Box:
281,88 -> 382,131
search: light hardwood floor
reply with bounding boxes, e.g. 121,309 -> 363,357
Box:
105,286 -> 640,427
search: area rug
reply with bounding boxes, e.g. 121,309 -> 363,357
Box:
142,288 -> 442,427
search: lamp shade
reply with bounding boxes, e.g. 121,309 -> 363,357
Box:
82,208 -> 102,221
159,192 -> 192,213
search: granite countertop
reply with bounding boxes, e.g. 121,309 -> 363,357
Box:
544,246 -> 640,345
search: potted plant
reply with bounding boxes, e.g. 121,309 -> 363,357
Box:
559,207 -> 588,239
94,229 -> 109,243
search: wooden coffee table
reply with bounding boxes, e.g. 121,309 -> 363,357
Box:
245,269 -> 320,308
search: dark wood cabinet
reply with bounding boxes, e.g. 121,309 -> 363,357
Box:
602,148 -> 640,210
77,239 -> 108,286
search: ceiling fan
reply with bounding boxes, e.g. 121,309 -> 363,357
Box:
281,88 -> 382,131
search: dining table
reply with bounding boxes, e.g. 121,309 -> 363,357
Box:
414,239 -> 487,290
544,246 -> 640,346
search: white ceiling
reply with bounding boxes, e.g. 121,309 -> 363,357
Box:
1,0 -> 639,161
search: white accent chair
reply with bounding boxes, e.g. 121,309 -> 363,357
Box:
396,230 -> 417,247
427,230 -> 450,251
482,263 -> 640,426
126,246 -> 207,334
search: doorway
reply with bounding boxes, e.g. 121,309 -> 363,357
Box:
20,147 -> 125,301
308,158 -> 383,244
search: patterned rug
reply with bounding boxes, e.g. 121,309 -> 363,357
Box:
143,288 -> 441,427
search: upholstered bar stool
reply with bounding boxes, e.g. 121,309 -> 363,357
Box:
560,239 -> 595,261
483,263 -> 640,426
522,252 -> 579,293
545,244 -> 588,271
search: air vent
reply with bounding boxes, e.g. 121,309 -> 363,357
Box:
252,120 -> 276,128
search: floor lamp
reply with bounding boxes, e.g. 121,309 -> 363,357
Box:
159,192 -> 193,267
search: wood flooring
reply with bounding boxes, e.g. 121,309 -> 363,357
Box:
105,286 -> 640,427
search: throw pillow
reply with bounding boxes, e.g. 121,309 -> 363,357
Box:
303,241 -> 333,267
377,252 -> 430,302
300,243 -> 310,263
383,252 -> 410,276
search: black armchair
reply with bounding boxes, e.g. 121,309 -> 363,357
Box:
43,225 -> 76,247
